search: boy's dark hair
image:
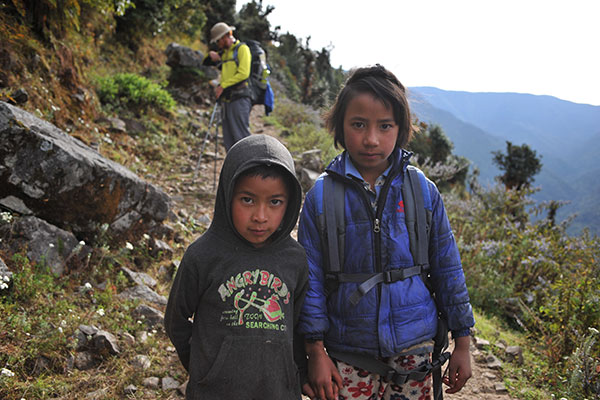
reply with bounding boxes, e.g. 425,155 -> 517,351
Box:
325,64 -> 413,149
236,163 -> 294,197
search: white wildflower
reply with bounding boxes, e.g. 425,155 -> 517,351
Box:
84,282 -> 92,290
143,234 -> 150,241
125,242 -> 134,250
96,308 -> 105,317
0,282 -> 7,290
60,320 -> 67,327
49,243 -> 55,248
0,212 -> 13,223
1,367 -> 15,377
3,275 -> 10,282
58,327 -> 63,334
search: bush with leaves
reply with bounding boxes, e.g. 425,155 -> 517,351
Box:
407,123 -> 469,191
5,0 -> 134,40
115,0 -> 208,49
567,328 -> 600,399
95,72 -> 175,114
445,181 -> 600,394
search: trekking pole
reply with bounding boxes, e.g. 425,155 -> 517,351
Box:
192,101 -> 220,181
213,103 -> 220,192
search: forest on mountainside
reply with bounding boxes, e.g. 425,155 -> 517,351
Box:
0,1 -> 598,399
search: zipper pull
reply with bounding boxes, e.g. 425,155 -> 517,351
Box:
374,218 -> 381,233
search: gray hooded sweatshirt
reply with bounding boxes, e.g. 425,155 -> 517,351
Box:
165,134 -> 308,399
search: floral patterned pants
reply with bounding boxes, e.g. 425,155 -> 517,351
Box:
335,350 -> 432,400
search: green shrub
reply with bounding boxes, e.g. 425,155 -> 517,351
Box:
567,328 -> 600,399
95,72 -> 175,114
445,183 -> 600,396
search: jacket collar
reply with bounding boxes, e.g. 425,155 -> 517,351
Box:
326,148 -> 413,178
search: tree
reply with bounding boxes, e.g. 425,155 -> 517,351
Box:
115,0 -> 208,50
408,124 -> 453,165
406,123 -> 468,191
201,0 -> 236,44
492,141 -> 542,190
235,0 -> 275,43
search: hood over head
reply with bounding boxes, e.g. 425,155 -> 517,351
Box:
210,134 -> 302,247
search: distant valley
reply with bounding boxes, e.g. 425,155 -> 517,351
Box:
407,87 -> 600,235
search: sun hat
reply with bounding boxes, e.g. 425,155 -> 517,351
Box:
210,22 -> 235,43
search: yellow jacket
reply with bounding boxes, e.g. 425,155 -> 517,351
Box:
220,40 -> 251,89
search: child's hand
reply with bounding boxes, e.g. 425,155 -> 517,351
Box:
302,382 -> 316,398
443,335 -> 472,393
305,341 -> 342,400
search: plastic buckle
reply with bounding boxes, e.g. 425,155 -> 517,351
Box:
390,372 -> 409,386
384,370 -> 395,383
383,270 -> 393,284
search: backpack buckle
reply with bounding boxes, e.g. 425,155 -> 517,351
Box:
324,273 -> 340,296
383,270 -> 394,284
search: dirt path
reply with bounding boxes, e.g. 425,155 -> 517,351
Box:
444,339 -> 515,400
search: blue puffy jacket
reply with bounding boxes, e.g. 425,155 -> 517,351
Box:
297,148 -> 474,357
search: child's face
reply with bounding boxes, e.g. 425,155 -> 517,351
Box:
343,92 -> 399,183
231,174 -> 289,248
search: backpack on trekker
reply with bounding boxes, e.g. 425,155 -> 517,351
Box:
317,165 -> 451,400
232,39 -> 274,115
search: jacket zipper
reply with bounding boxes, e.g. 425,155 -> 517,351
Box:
327,153 -> 408,356
373,157 -> 407,356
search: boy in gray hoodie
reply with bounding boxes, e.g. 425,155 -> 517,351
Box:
165,134 -> 309,399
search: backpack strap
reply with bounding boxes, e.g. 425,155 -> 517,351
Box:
402,166 -> 430,272
328,348 -> 451,389
403,166 -> 447,400
229,40 -> 244,66
322,175 -> 345,294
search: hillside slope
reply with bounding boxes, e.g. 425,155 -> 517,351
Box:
408,87 -> 600,235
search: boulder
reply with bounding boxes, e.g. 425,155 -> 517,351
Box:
121,266 -> 157,288
162,376 -> 180,390
0,215 -> 83,275
0,256 -> 12,286
132,304 -> 164,328
0,102 -> 171,244
92,330 -> 120,355
165,42 -> 205,69
119,284 -> 167,305
131,354 -> 151,370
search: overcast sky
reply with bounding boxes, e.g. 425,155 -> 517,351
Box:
238,0 -> 600,106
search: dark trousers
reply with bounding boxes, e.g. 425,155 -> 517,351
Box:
221,96 -> 251,151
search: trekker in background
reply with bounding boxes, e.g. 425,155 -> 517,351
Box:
165,135 -> 309,399
297,64 -> 475,400
203,22 -> 252,151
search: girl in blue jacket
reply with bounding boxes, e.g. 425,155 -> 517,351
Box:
297,65 -> 475,400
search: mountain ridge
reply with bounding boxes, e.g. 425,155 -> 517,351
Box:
408,87 -> 600,235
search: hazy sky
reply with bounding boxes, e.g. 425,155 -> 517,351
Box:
238,0 -> 600,106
